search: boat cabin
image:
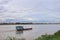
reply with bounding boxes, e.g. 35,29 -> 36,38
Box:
16,26 -> 23,31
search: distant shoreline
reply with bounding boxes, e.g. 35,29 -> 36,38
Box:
0,23 -> 60,25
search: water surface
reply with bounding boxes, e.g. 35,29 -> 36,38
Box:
0,24 -> 60,40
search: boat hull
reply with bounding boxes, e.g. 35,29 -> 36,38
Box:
16,28 -> 32,31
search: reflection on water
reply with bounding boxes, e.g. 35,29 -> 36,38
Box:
16,31 -> 23,35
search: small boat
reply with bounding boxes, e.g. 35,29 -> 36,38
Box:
16,26 -> 32,31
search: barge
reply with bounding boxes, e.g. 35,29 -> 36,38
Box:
16,26 -> 32,31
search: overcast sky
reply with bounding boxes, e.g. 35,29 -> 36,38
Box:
0,0 -> 60,23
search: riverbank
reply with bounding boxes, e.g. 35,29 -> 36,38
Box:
6,30 -> 60,40
35,30 -> 60,40
0,23 -> 60,25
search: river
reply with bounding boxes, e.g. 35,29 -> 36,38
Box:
0,24 -> 60,40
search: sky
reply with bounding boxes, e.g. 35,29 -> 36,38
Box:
0,0 -> 60,23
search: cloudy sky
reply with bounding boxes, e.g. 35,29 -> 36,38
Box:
0,0 -> 60,23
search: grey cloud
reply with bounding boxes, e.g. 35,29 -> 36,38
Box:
0,6 -> 7,13
0,0 -> 11,5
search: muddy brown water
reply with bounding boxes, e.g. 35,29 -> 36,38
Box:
0,24 -> 60,40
